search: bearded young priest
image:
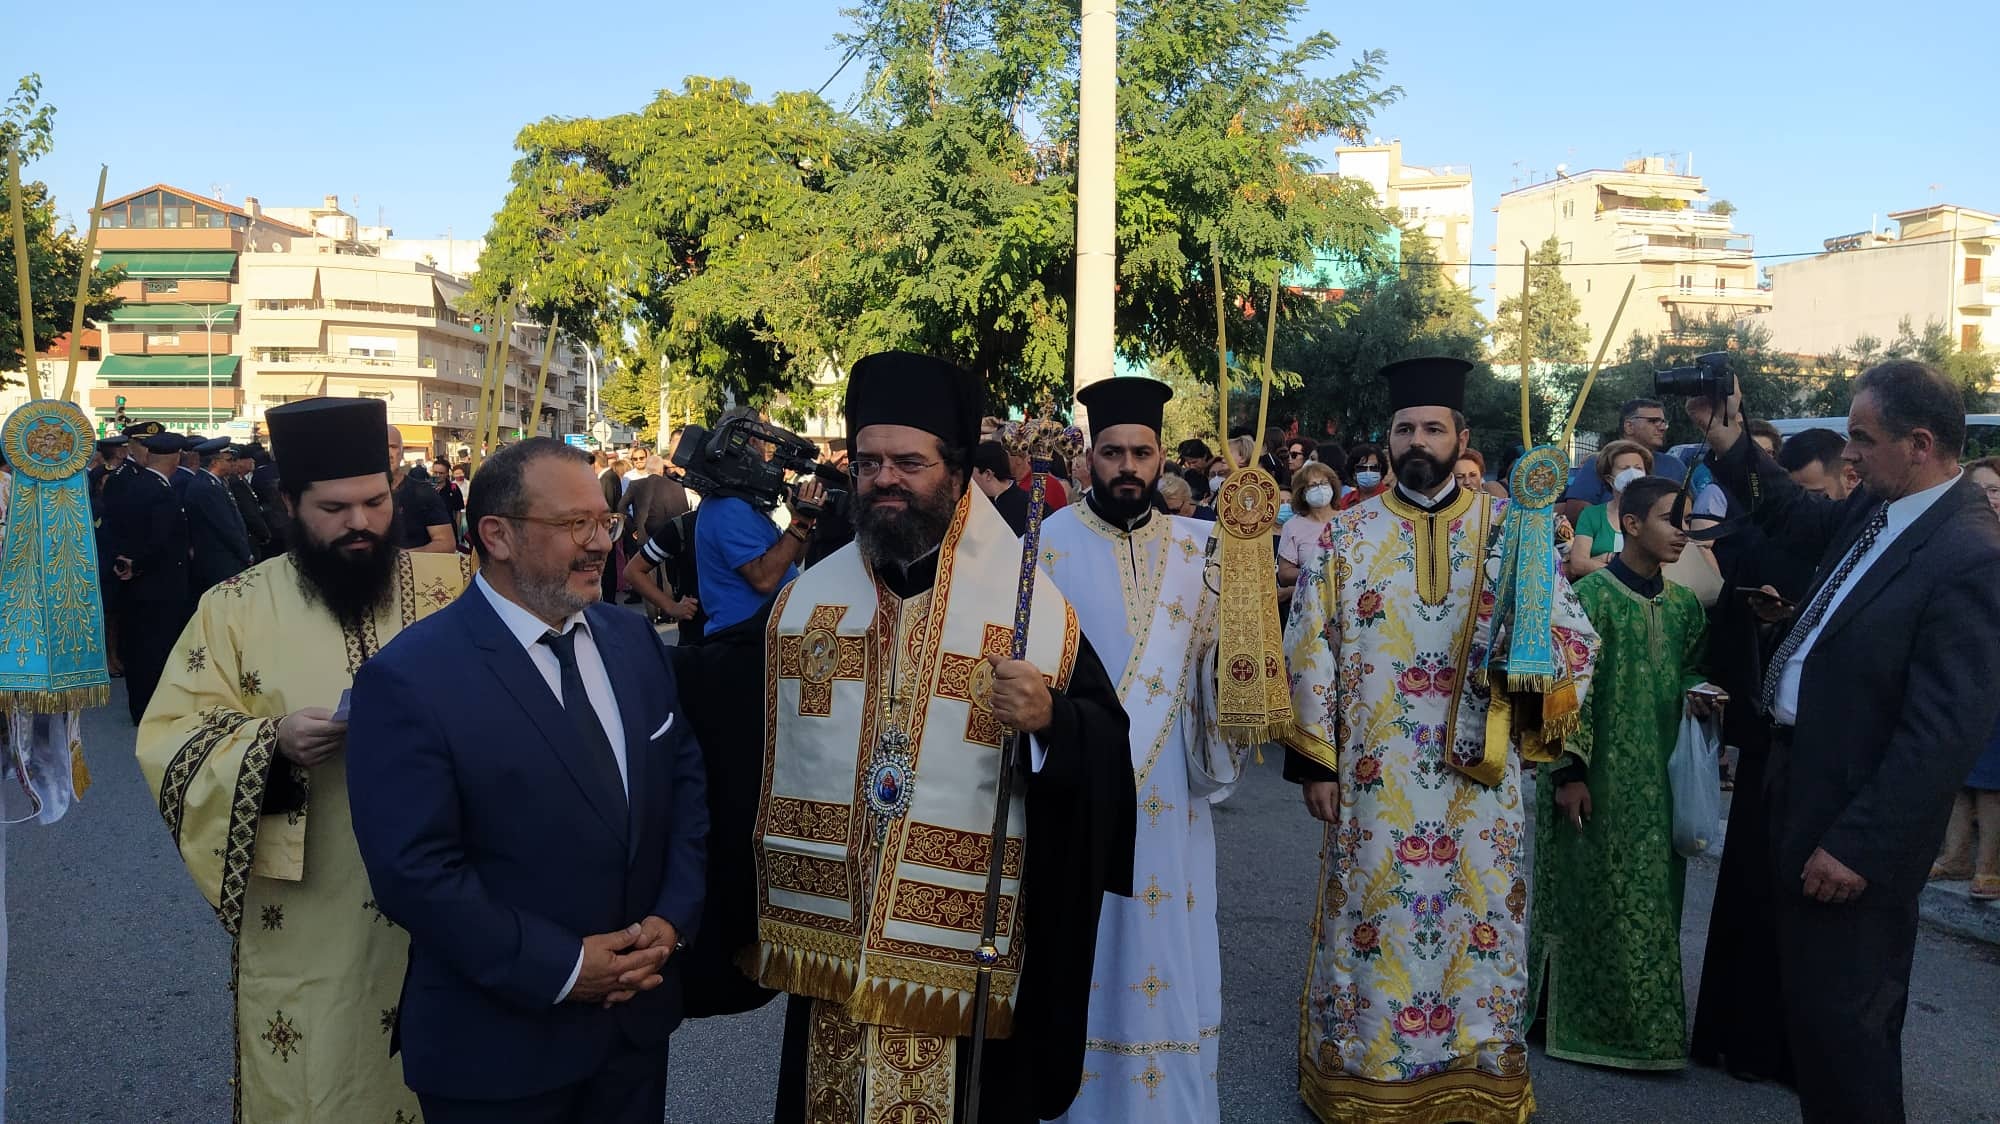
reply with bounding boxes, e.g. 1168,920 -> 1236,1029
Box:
1279,357 -> 1600,1124
1035,375 -> 1244,1123
136,397 -> 470,1123
757,351 -> 1136,1124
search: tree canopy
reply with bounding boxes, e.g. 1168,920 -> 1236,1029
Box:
474,0 -> 1398,424
1,75 -> 122,380
1491,235 -> 1588,366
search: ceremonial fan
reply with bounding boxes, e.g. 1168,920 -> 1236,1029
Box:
1479,258 -> 1636,769
2,146 -> 111,821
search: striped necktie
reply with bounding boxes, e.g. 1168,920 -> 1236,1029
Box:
1758,502 -> 1889,717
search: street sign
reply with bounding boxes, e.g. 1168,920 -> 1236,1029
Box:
562,433 -> 595,448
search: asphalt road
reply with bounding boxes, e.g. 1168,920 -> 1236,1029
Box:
8,684 -> 1998,1122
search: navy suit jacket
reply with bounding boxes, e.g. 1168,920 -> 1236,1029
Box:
347,589 -> 708,1101
185,472 -> 252,594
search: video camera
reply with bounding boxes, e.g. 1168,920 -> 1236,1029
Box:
670,414 -> 830,515
1654,352 -> 1735,404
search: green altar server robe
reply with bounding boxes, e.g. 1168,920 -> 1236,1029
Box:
1529,560 -> 1707,1071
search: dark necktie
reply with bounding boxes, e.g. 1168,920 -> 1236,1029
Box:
538,627 -> 627,813
1759,502 -> 1890,716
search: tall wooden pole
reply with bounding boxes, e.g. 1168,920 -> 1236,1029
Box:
1518,248 -> 1533,449
526,313 -> 560,437
63,165 -> 107,403
1070,0 -> 1116,427
8,146 -> 39,400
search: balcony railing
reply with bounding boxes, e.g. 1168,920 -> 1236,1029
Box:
1960,280 -> 2000,310
1600,206 -> 1735,230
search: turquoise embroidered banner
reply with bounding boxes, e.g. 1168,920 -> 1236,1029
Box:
0,400 -> 110,712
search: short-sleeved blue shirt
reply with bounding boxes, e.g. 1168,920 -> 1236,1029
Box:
693,496 -> 791,632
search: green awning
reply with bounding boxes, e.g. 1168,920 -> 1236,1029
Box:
98,354 -> 242,381
97,251 -> 237,279
107,303 -> 240,325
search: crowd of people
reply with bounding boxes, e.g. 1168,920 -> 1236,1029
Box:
62,347 -> 1996,1124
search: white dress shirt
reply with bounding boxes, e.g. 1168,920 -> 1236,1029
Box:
1772,470 -> 1960,725
473,573 -> 629,1001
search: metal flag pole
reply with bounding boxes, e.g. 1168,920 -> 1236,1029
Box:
963,414 -> 1084,1124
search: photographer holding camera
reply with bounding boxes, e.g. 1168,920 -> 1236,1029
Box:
664,414 -> 826,1021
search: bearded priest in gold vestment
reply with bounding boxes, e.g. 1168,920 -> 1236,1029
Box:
1280,358 -> 1599,1124
137,398 -> 468,1123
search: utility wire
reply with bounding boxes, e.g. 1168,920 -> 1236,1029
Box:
1349,235 -> 1979,271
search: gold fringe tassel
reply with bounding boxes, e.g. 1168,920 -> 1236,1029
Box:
847,975 -> 1015,1040
0,686 -> 110,715
70,743 -> 91,797
752,940 -> 858,1006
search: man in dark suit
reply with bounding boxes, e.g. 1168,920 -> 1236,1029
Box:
184,436 -> 253,599
971,438 -> 1031,535
226,443 -> 274,557
348,436 -> 708,1124
111,430 -> 192,723
1693,360 -> 2000,1123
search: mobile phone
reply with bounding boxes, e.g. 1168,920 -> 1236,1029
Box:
1736,586 -> 1792,606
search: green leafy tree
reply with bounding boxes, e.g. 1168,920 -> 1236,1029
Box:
1491,235 -> 1588,366
476,0 -> 1398,419
475,77 -> 854,408
1276,231 -> 1536,458
1,75 -> 122,381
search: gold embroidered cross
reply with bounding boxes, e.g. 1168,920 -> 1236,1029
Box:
1142,669 -> 1170,704
936,623 -> 1044,748
777,604 -> 867,717
1139,875 -> 1174,919
1140,784 -> 1176,828
1130,965 -> 1170,1008
1039,545 -> 1067,569
1134,1059 -> 1166,1099
1164,598 -> 1189,625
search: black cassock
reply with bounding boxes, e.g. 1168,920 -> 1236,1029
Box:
747,552 -> 1136,1124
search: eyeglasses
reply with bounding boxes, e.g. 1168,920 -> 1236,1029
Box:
1631,416 -> 1669,427
1286,451 -> 1307,461
852,455 -> 943,479
499,511 -> 624,546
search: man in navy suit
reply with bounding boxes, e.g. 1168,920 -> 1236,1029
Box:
348,436 -> 708,1124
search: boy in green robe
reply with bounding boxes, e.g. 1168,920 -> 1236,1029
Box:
1530,474 -> 1722,1069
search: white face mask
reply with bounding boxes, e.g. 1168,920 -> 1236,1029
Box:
1209,475 -> 1226,493
1354,470 -> 1383,489
1304,484 -> 1335,509
1612,466 -> 1644,494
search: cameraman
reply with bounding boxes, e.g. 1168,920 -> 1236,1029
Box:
668,450 -> 825,1022
694,475 -> 825,637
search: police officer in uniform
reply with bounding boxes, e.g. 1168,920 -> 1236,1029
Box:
113,430 -> 192,723
226,443 -> 273,557
96,422 -> 164,678
170,442 -> 199,499
185,435 -> 253,599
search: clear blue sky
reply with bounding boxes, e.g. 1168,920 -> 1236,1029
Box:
19,0 -> 1994,314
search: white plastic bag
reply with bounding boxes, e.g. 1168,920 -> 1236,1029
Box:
1668,711 -> 1722,857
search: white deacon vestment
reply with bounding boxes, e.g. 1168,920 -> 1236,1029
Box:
1038,501 -> 1243,1122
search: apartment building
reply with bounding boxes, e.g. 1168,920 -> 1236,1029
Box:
1492,157 -> 1768,347
88,185 -> 595,456
1762,204 -> 1996,358
1334,141 -> 1475,288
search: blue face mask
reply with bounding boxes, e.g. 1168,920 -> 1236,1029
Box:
1355,470 -> 1383,489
